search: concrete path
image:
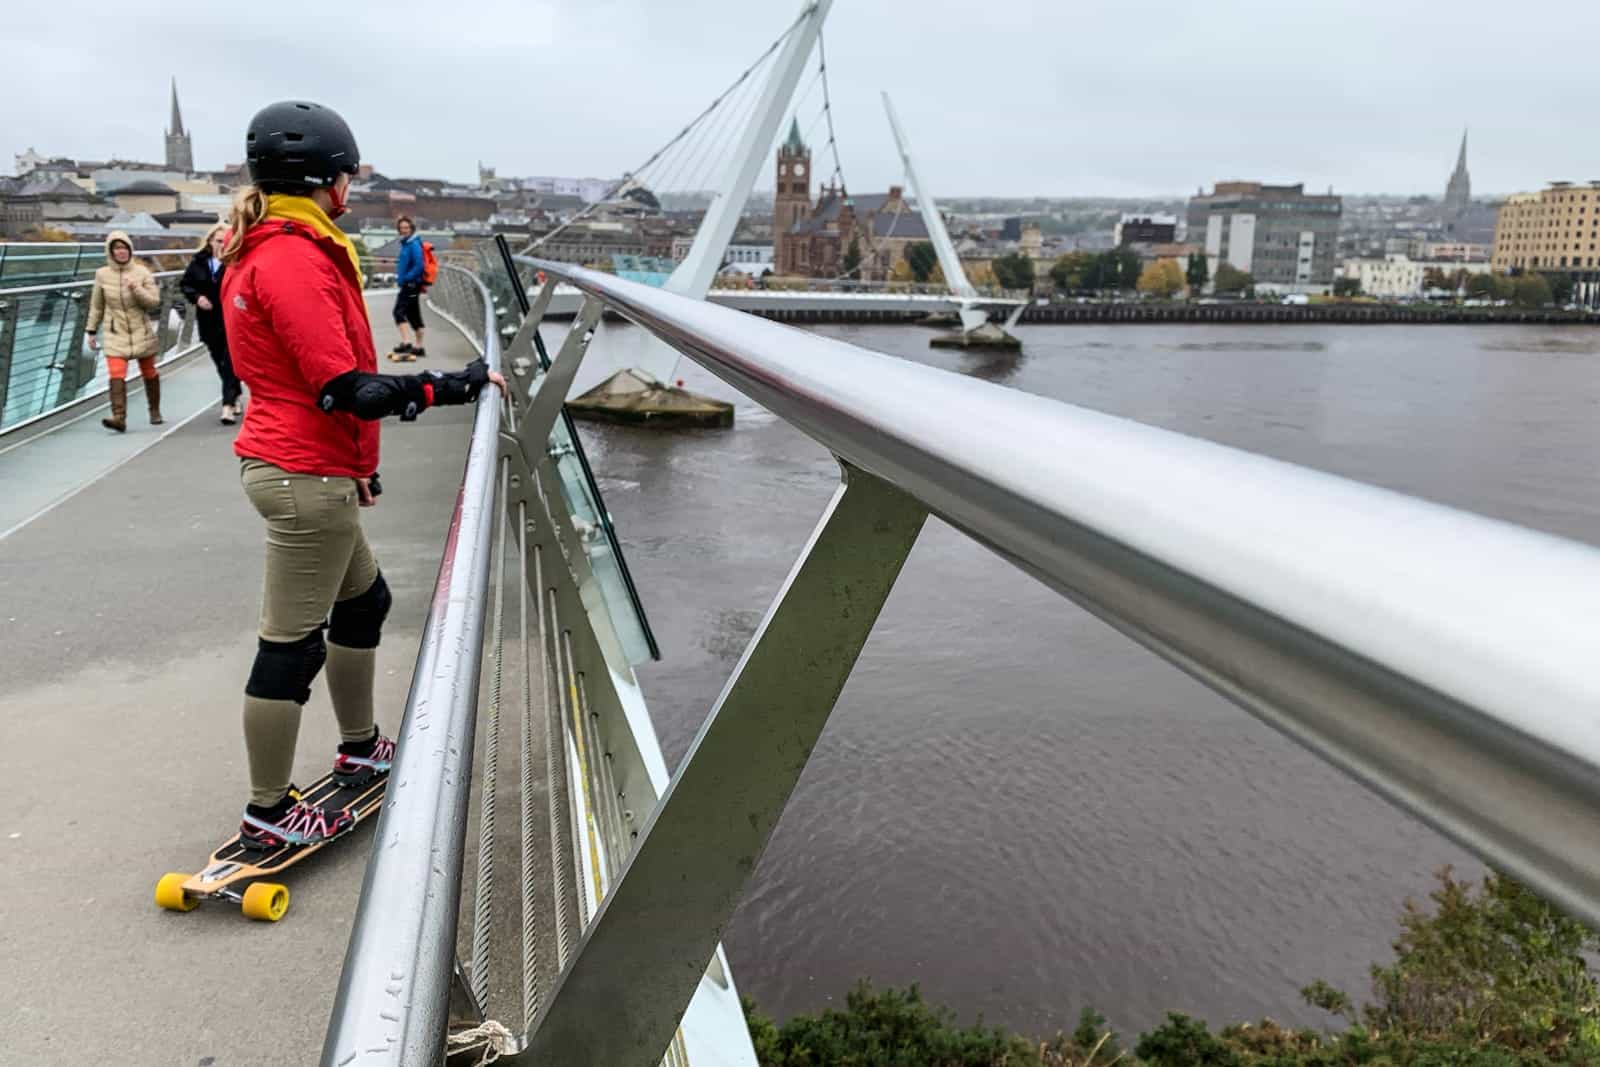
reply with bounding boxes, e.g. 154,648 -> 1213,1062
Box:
0,303 -> 482,1066
0,347 -> 227,540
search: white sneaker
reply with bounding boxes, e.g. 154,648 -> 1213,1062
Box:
220,404 -> 237,425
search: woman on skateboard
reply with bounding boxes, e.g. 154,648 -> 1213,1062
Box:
180,223 -> 243,424
85,230 -> 163,432
222,100 -> 504,849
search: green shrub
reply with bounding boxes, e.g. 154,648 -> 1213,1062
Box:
746,870 -> 1600,1066
744,980 -> 1040,1066
1304,868 -> 1600,1063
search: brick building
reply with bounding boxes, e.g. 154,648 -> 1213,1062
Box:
773,121 -> 928,281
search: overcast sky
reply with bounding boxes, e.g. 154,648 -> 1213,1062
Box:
5,1 -> 1595,199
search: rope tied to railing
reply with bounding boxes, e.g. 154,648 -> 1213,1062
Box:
445,1019 -> 517,1064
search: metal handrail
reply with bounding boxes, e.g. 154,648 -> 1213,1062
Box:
322,265 -> 503,1066
520,256 -> 1600,929
322,252 -> 1600,1065
0,270 -> 182,298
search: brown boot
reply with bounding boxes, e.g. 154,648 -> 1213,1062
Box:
146,375 -> 164,425
101,378 -> 127,433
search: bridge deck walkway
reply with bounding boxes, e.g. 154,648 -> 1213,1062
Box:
0,298 -> 484,1066
0,345 -> 225,540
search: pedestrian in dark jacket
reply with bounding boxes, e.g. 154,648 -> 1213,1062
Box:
389,216 -> 427,361
181,223 -> 243,424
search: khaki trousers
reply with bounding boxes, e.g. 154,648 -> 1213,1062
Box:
239,459 -> 381,805
241,459 -> 378,641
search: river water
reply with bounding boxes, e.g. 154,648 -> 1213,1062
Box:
567,321 -> 1600,1039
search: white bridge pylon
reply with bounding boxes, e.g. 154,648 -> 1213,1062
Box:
882,91 -> 1022,335
619,0 -> 834,386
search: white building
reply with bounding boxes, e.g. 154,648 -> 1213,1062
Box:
724,242 -> 772,266
520,176 -> 616,203
1422,241 -> 1490,262
669,234 -> 771,270
14,148 -> 48,176
1342,254 -> 1425,298
179,192 -> 232,217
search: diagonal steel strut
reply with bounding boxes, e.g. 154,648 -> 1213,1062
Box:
514,464 -> 927,1066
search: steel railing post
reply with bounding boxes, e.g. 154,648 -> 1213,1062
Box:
0,297 -> 16,420
154,278 -> 174,354
522,298 -> 602,443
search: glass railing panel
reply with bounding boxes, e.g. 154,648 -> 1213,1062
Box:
544,413 -> 655,664
0,288 -> 94,426
0,274 -> 189,432
482,243 -> 659,664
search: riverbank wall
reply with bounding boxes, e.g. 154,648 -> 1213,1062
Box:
742,302 -> 1599,327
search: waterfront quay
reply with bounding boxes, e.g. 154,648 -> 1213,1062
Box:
728,295 -> 1600,327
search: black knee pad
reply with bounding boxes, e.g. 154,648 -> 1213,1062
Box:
328,572 -> 392,650
246,630 -> 327,704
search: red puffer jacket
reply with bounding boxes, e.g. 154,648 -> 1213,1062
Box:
223,220 -> 378,478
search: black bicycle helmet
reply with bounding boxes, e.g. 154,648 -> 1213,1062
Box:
245,101 -> 360,191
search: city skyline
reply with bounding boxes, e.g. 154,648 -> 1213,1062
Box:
4,1 -> 1596,199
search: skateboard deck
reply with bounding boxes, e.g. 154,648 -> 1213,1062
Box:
154,772 -> 386,921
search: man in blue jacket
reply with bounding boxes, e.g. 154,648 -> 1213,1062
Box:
390,215 -> 427,360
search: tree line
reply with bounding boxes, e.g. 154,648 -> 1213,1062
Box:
876,242 -> 1579,308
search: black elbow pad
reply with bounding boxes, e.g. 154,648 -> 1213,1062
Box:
319,371 -> 429,421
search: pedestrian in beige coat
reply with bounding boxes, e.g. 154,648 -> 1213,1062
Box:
85,230 -> 164,432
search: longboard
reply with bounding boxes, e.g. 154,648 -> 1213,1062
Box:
154,772 -> 386,921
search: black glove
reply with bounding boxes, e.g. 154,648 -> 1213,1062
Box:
425,359 -> 491,406
367,470 -> 383,498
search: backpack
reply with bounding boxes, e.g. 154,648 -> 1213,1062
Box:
421,241 -> 439,288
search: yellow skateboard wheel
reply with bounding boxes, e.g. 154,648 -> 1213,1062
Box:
155,872 -> 199,912
241,882 -> 290,922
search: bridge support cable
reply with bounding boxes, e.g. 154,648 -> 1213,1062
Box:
815,33 -> 848,198
676,61 -> 778,206
517,4 -> 813,256
652,50 -> 776,208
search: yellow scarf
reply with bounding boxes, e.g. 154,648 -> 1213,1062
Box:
265,194 -> 364,286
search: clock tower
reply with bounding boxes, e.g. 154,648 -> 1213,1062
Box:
774,118 -> 812,275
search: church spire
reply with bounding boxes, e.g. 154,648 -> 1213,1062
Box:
783,116 -> 805,155
1442,126 -> 1471,225
164,77 -> 194,173
169,77 -> 185,137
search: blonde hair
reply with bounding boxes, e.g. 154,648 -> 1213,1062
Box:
222,185 -> 270,264
203,222 -> 229,249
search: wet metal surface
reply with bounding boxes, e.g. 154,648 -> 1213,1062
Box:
588,321 -> 1600,1038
